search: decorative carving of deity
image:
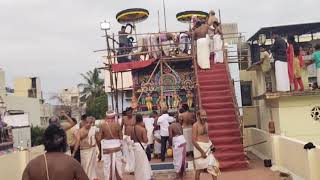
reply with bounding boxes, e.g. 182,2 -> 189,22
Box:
146,93 -> 153,111
186,90 -> 194,109
173,92 -> 181,109
131,95 -> 138,112
157,95 -> 167,111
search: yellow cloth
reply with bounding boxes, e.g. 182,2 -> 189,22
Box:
293,57 -> 302,78
66,125 -> 78,146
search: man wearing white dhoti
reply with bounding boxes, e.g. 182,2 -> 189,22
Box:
97,110 -> 124,180
122,135 -> 135,173
131,114 -> 153,180
194,21 -> 211,69
192,110 -> 221,180
144,111 -> 157,161
73,117 -> 98,180
212,21 -> 224,64
179,104 -> 195,154
169,121 -> 187,179
271,33 -> 290,92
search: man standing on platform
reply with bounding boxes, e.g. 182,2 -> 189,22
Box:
179,104 -> 195,156
271,33 -> 290,92
97,110 -> 124,180
192,110 -> 220,180
157,108 -> 175,162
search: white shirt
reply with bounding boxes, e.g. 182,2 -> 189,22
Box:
157,114 -> 175,137
143,117 -> 155,130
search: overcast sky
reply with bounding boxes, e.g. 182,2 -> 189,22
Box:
1,0 -> 319,100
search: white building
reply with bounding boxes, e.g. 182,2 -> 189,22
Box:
0,68 -> 54,127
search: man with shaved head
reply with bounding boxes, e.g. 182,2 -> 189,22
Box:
96,110 -> 124,180
192,109 -> 220,180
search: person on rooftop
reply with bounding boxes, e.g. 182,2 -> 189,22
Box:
307,44 -> 320,89
22,124 -> 89,180
270,33 -> 290,92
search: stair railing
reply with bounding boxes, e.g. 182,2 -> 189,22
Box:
223,47 -> 244,141
191,34 -> 202,113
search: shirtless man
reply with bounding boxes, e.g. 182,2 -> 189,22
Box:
121,108 -> 135,136
72,117 -> 98,180
131,114 -> 152,180
22,124 -> 88,180
179,104 -> 195,155
97,110 -> 123,180
169,121 -> 187,179
192,110 -> 220,180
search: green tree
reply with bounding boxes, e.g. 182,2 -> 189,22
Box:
31,126 -> 45,147
78,68 -> 107,118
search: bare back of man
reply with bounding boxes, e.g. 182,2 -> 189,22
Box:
22,153 -> 88,180
179,111 -> 194,128
101,121 -> 122,140
194,24 -> 209,40
122,116 -> 135,136
131,125 -> 148,144
169,122 -> 183,137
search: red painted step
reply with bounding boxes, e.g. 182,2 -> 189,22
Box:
215,152 -> 246,161
215,144 -> 245,154
200,84 -> 230,91
208,122 -> 239,130
198,73 -> 228,80
202,101 -> 234,109
211,136 -> 242,146
207,114 -> 236,123
200,90 -> 232,97
206,108 -> 235,116
209,129 -> 241,137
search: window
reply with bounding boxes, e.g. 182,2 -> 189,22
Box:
241,81 -> 252,106
71,96 -> 78,104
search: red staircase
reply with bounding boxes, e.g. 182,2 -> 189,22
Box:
197,62 -> 248,171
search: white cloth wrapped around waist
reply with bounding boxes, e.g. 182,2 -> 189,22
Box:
173,135 -> 187,148
101,139 -> 122,149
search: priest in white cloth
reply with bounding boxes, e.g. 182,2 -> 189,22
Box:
97,110 -> 124,180
169,121 -> 187,179
194,19 -> 210,69
73,116 -> 98,180
192,110 -> 221,180
131,114 -> 153,180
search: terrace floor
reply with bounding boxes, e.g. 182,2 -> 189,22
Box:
97,153 -> 279,180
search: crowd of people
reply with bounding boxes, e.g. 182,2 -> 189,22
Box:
116,9 -> 224,69
21,105 -> 220,180
258,34 -> 320,92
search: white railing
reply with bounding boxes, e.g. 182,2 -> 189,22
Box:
245,128 -> 320,180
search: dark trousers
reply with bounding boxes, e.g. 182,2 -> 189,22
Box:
146,144 -> 153,161
160,136 -> 169,161
70,146 -> 81,163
